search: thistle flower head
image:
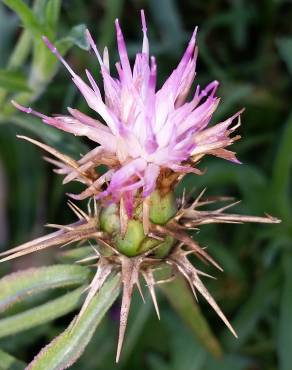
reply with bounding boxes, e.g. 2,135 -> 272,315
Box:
13,10 -> 242,212
5,10 -> 281,366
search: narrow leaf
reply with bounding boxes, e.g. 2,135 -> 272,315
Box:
2,0 -> 45,37
272,111 -> 292,219
45,0 -> 61,38
98,0 -> 124,47
160,275 -> 223,358
10,115 -> 88,157
277,37 -> 292,76
222,267 -> 281,349
0,265 -> 90,312
56,246 -> 94,264
0,348 -> 26,370
56,24 -> 89,51
0,287 -> 84,338
0,69 -> 30,93
27,274 -> 121,370
278,253 -> 292,370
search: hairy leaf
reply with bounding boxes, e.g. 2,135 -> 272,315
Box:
56,246 -> 94,264
27,273 -> 120,370
0,265 -> 90,312
0,287 -> 84,338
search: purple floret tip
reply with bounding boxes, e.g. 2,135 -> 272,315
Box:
141,9 -> 147,32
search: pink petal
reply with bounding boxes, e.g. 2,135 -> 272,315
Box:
143,163 -> 160,197
141,10 -> 149,57
43,115 -> 117,152
115,19 -> 132,83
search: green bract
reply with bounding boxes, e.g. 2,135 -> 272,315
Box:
100,191 -> 177,257
100,203 -> 120,234
115,219 -> 145,256
149,190 -> 177,225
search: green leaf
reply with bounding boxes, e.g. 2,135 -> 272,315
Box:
215,82 -> 253,119
277,37 -> 292,76
45,0 -> 61,38
204,354 -> 251,370
0,265 -> 90,312
98,0 -> 124,47
197,13 -> 231,80
229,0 -> 254,49
32,0 -> 48,20
272,111 -> 292,219
0,348 -> 26,370
1,23 -> 89,117
0,124 -> 45,243
9,115 -> 88,157
0,3 -> 18,63
2,0 -> 45,37
0,69 -> 30,93
149,0 -> 186,54
0,287 -> 84,338
222,267 -> 281,350
56,24 -> 89,52
6,30 -> 32,70
278,253 -> 292,370
56,246 -> 94,264
177,162 -> 268,214
148,311 -> 207,370
27,274 -> 121,370
160,275 -> 223,358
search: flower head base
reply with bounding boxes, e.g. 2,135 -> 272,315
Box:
0,192 -> 280,362
13,10 -> 241,214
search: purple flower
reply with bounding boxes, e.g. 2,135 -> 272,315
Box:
13,10 -> 242,210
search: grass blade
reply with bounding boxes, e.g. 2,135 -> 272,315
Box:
278,253 -> 292,370
160,276 -> 223,358
2,0 -> 45,37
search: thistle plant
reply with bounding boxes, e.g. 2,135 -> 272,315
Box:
0,9 -> 280,368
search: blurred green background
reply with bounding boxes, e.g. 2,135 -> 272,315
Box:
0,0 -> 291,369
